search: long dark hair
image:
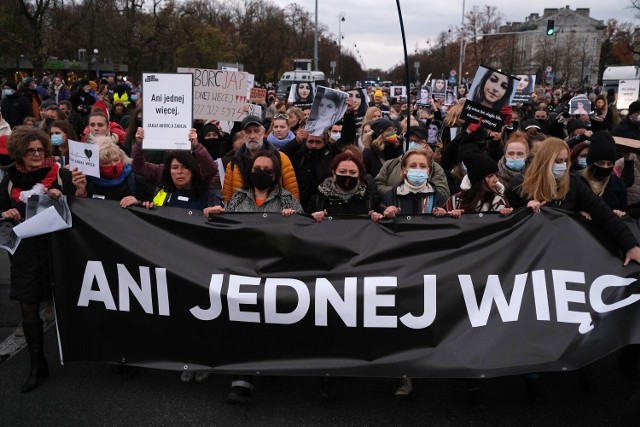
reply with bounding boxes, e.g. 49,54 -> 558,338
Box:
161,151 -> 205,197
472,69 -> 514,110
458,180 -> 495,212
244,150 -> 282,191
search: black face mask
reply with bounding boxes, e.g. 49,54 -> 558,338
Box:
536,119 -> 547,128
590,164 -> 613,180
511,120 -> 519,129
251,171 -> 274,190
307,148 -> 324,159
44,117 -> 53,126
203,138 -> 221,157
335,174 -> 358,191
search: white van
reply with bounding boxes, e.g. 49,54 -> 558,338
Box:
602,65 -> 640,95
276,59 -> 326,100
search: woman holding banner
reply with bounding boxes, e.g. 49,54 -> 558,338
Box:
506,137 -> 640,265
0,126 -> 75,392
71,137 -> 154,207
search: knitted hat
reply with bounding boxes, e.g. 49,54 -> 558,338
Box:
371,118 -> 395,139
521,119 -> 541,131
629,100 -> 640,116
464,151 -> 499,184
41,99 -> 56,109
200,122 -> 219,140
456,142 -> 482,164
89,80 -> 98,89
405,127 -> 429,142
374,89 -> 383,98
586,131 -> 617,165
566,119 -> 589,135
2,81 -> 17,90
23,77 -> 35,87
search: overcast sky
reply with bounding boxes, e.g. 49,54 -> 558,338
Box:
270,0 -> 638,71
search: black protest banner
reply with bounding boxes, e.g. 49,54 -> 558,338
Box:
51,200 -> 640,377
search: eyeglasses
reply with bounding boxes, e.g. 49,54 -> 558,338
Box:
25,148 -> 45,156
274,113 -> 289,120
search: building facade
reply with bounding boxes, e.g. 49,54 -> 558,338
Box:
504,6 -> 606,86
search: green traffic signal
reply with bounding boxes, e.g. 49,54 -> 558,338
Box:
546,19 -> 555,36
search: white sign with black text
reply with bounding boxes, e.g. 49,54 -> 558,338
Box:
142,73 -> 193,150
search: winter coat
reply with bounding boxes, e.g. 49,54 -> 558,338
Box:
0,92 -> 33,129
507,173 -> 638,252
383,181 -> 447,214
226,186 -> 303,213
310,176 -> 381,215
375,155 -> 450,199
223,141 -> 299,202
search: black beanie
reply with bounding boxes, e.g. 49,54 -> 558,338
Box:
629,100 -> 640,116
371,118 -> 395,139
587,131 -> 617,165
464,151 -> 499,184
200,123 -> 219,139
457,142 -> 482,164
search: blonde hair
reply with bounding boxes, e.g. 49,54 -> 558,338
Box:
97,138 -> 132,165
400,115 -> 419,133
443,103 -> 464,127
520,137 -> 570,202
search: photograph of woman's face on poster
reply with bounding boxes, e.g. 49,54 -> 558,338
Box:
305,86 -> 348,136
432,79 -> 447,96
515,75 -> 535,94
418,86 -> 431,105
569,96 -> 592,115
296,82 -> 313,103
469,66 -> 516,111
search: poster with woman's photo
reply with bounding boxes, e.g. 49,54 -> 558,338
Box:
569,95 -> 592,115
416,85 -> 431,106
345,87 -> 369,117
460,65 -> 518,131
512,74 -> 536,105
444,90 -> 456,106
305,86 -> 349,136
390,86 -> 406,100
431,79 -> 448,100
287,82 -> 315,108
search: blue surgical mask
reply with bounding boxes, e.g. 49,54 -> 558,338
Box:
578,157 -> 587,169
505,157 -> 525,171
131,94 -> 138,101
552,162 -> 567,179
408,141 -> 423,151
406,168 -> 428,185
3,89 -> 13,96
51,134 -> 64,146
329,132 -> 341,141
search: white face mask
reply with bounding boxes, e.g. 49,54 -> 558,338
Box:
552,162 -> 567,180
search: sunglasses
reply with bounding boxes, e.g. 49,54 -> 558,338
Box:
274,113 -> 289,120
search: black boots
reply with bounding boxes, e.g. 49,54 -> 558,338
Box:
21,318 -> 48,393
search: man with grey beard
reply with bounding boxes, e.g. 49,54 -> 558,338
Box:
222,115 -> 299,202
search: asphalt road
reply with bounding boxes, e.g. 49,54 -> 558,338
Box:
1,249 -> 639,426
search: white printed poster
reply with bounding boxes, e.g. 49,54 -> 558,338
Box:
68,139 -> 100,178
177,67 -> 250,122
142,73 -> 193,150
617,80 -> 640,110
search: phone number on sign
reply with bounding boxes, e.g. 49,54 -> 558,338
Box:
194,104 -> 243,120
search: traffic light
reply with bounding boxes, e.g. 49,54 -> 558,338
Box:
546,20 -> 555,36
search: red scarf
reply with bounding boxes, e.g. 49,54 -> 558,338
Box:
11,157 -> 59,204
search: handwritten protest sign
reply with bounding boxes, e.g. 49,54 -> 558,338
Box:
617,80 -> 640,110
250,88 -> 267,104
177,67 -> 250,121
68,139 -> 100,178
142,73 -> 193,150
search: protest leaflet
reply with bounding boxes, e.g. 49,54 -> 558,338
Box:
68,139 -> 100,178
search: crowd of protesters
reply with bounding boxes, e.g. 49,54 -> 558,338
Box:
1,74 -> 640,413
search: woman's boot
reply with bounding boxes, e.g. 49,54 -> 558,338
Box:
21,318 -> 47,393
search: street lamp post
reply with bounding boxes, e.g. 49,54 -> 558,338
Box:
92,48 -> 99,80
338,12 -> 345,85
458,0 -> 465,84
